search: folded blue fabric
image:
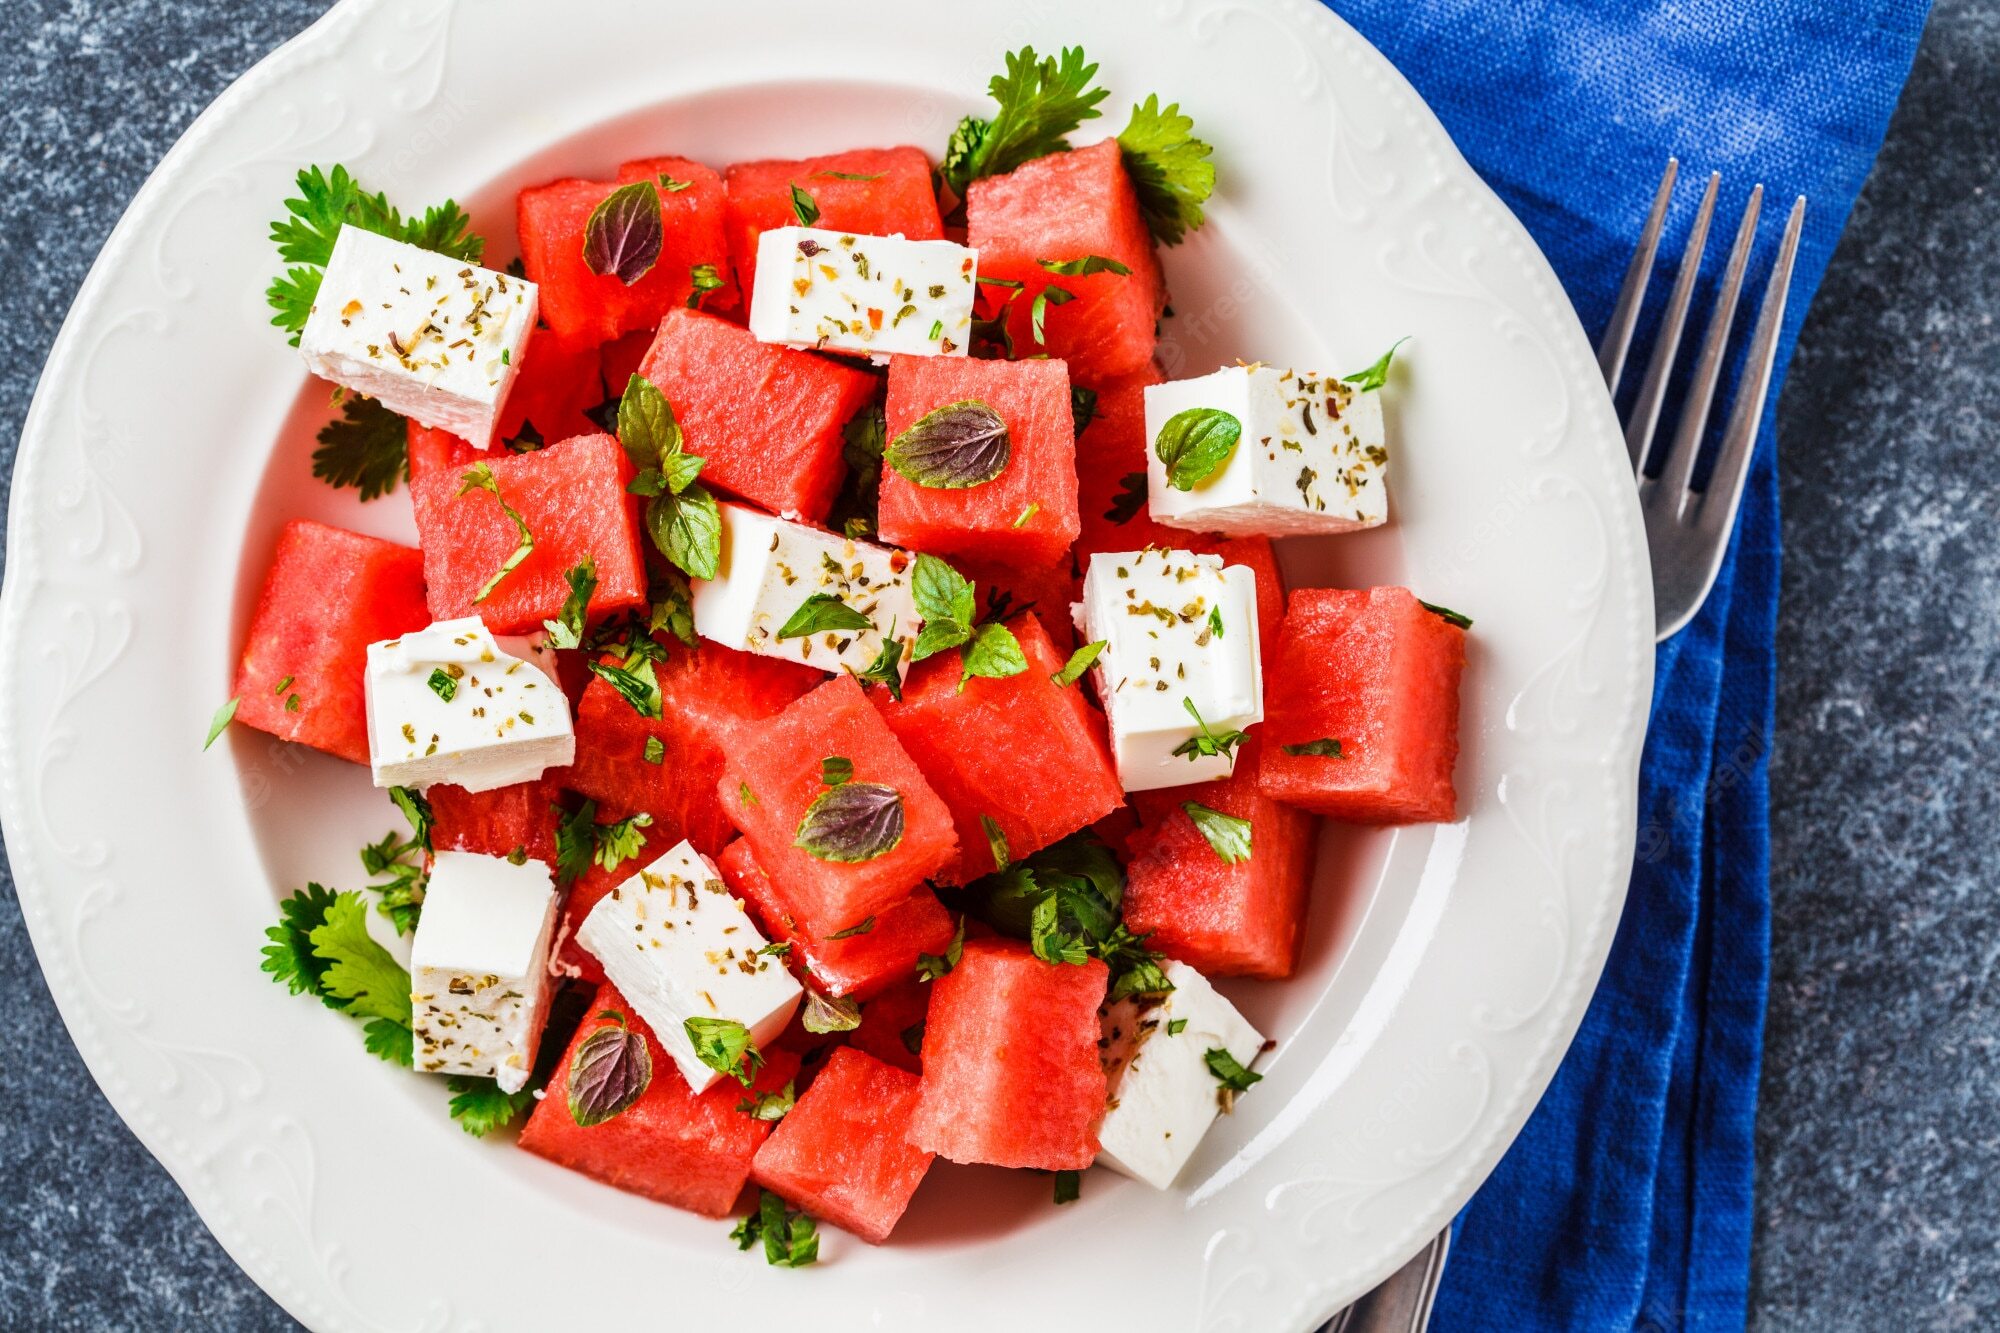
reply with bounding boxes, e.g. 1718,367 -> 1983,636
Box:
1320,2 -> 1931,1328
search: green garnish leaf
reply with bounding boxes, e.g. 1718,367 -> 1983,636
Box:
1343,337 -> 1409,393
649,567 -> 699,648
311,394 -> 409,501
360,788 -> 431,936
1054,1170 -> 1082,1205
1117,94 -> 1216,246
916,916 -> 967,982
856,623 -> 905,701
829,404 -> 887,540
820,757 -> 855,788
788,182 -> 821,226
1036,254 -> 1132,278
1031,891 -> 1091,965
659,451 -> 706,495
448,1076 -> 536,1137
779,593 -> 873,640
1420,599 -> 1474,629
737,1079 -> 798,1121
1106,470 -> 1148,525
1173,697 -> 1248,764
685,1016 -> 763,1088
1183,801 -> 1252,865
588,657 -> 663,720
959,621 -> 1029,691
1168,1018 -> 1189,1036
260,883 -> 341,1001
616,374 -> 719,579
688,262 -> 727,309
311,891 -> 414,1037
1204,1047 -> 1263,1099
982,815 -> 1010,872
909,554 -> 977,662
615,373 -> 682,473
815,170 -> 884,181
647,482 -> 722,581
426,667 -> 458,702
826,914 -> 874,939
266,164 -> 483,344
1051,640 -> 1106,689
1281,738 -> 1346,758
543,556 -> 599,650
1012,502 -> 1040,529
794,782 -> 905,864
901,1021 -> 926,1055
1154,407 -> 1242,490
732,1189 -> 819,1267
583,180 -> 664,285
567,1012 -> 654,1126
555,799 -> 654,885
801,990 -> 863,1034
1029,283 -> 1074,344
1070,384 -> 1100,437
940,46 -> 1110,198
885,399 -> 1011,490
643,735 -> 666,765
457,463 -> 535,603
204,696 -> 239,751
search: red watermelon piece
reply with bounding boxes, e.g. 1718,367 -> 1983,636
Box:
908,938 -> 1107,1169
404,331 -> 604,479
724,146 -> 943,310
878,355 -> 1080,568
750,1047 -> 934,1244
849,976 -> 930,1074
959,552 -> 1081,656
517,161 -> 734,345
965,139 -> 1165,385
555,640 -> 821,856
1124,734 -> 1316,979
519,984 -> 801,1217
231,520 -> 430,764
613,156 -> 741,314
428,779 -> 561,869
874,614 -> 1122,883
598,329 -> 654,401
639,308 -> 879,522
717,838 -> 954,1000
717,675 -> 958,935
406,421 -> 480,485
408,431 -> 646,635
1258,587 -> 1466,823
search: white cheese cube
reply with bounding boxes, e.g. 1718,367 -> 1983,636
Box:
576,840 -> 803,1092
692,502 -> 921,678
1097,961 -> 1266,1189
410,850 -> 560,1093
1074,549 -> 1263,792
1144,365 -> 1387,537
747,225 -> 976,360
364,616 -> 574,793
299,226 -> 538,447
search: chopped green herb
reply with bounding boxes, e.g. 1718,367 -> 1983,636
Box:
1419,599 -> 1474,629
1070,384 -> 1100,436
1106,470 -> 1148,524
917,916 -> 967,981
737,1080 -> 797,1122
1281,738 -> 1346,758
1051,640 -> 1106,688
685,1016 -> 763,1088
1037,254 -> 1132,278
731,1189 -> 819,1267
688,261 -> 726,309
778,592 -> 873,640
1053,1169 -> 1082,1205
426,667 -> 458,702
788,182 -> 820,227
826,914 -> 876,939
1172,697 -> 1248,764
1183,801 -> 1252,864
1343,337 -> 1409,393
457,464 -> 535,603
204,697 -> 240,751
1168,1018 -> 1189,1036
541,556 -> 598,650
643,735 -> 666,765
982,815 -> 1011,871
801,989 -> 863,1034
1204,1046 -> 1263,1098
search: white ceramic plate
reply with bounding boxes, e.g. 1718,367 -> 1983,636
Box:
0,1 -> 1653,1328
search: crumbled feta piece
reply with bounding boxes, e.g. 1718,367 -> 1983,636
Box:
1097,961 -> 1267,1189
364,616 -> 574,793
575,839 -> 803,1092
747,225 -> 976,360
691,502 -> 921,677
299,226 -> 538,446
410,850 -> 560,1093
1074,549 -> 1263,792
1144,364 -> 1387,537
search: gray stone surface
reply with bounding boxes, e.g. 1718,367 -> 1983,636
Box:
0,1 -> 1990,1330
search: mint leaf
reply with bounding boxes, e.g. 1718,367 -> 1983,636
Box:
820,757 -> 855,788
616,373 -> 683,472
789,182 -> 821,227
779,593 -> 873,640
794,783 -> 905,864
737,1079 -> 797,1121
685,1016 -> 763,1088
885,399 -> 1011,489
568,1012 -> 653,1126
1154,407 -> 1241,490
583,181 -> 664,285
647,483 -> 721,581
910,554 -> 977,662
959,621 -> 1028,691
1204,1047 -> 1263,1096
801,990 -> 863,1034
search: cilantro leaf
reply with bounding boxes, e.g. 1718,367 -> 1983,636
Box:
447,1076 -> 536,1137
1183,801 -> 1252,864
1172,697 -> 1248,764
311,394 -> 409,501
555,799 -> 654,885
309,892 -> 413,1028
1344,337 -> 1410,393
686,1016 -> 763,1088
1106,470 -> 1148,525
940,46 -> 1111,197
363,1018 -> 414,1066
260,883 -> 342,1001
1117,94 -> 1216,246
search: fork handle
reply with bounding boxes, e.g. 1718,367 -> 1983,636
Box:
1327,1228 -> 1451,1333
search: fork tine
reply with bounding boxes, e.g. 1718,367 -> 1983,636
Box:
1598,158 -> 1679,393
1624,171 -> 1719,474
1654,184 -> 1763,510
1695,194 -> 1807,539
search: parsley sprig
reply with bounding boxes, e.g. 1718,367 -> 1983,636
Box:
554,799 -> 654,886
267,164 -> 483,345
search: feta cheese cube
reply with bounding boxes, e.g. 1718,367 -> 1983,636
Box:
410,850 -> 560,1093
299,226 -> 538,447
1144,364 -> 1387,537
692,502 -> 921,678
364,616 -> 574,793
575,839 -> 803,1092
1074,549 -> 1263,792
747,225 -> 976,360
1097,960 -> 1266,1189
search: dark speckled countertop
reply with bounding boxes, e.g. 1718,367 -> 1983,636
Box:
0,2 -> 1993,1329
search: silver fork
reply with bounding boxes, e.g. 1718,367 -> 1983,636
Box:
1318,162 -> 1807,1333
1602,158 -> 1807,640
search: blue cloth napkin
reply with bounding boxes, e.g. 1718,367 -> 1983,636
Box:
1319,2 -> 1931,1329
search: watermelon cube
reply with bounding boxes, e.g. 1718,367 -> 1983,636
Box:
908,938 -> 1107,1169
428,778 -> 560,869
404,333 -> 609,482
959,552 -> 1081,655
965,139 -> 1165,385
556,641 -> 821,855
717,838 -> 955,999
724,146 -> 943,310
717,675 -> 958,934
1124,734 -> 1316,979
874,614 -> 1122,883
408,431 -> 646,635
750,1047 -> 934,1244
518,983 -> 801,1217
614,156 -> 741,313
878,355 -> 1080,568
1258,587 -> 1466,823
639,308 -> 879,522
849,976 -> 930,1074
517,161 -> 734,345
406,421 -> 480,486
597,329 -> 653,402
231,519 -> 430,764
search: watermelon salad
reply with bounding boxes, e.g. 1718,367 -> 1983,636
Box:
225,45 -> 1468,1263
